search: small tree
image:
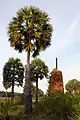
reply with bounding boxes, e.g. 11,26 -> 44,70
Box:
3,58 -> 24,98
31,58 -> 48,103
65,79 -> 80,94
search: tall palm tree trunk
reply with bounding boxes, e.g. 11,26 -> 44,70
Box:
12,79 -> 14,99
24,49 -> 32,114
36,76 -> 38,103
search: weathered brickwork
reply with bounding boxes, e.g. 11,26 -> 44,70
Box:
48,58 -> 64,94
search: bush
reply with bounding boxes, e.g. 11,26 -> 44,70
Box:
33,93 -> 80,120
12,96 -> 21,105
0,99 -> 13,119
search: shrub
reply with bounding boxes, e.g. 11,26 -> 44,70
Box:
0,99 -> 12,120
12,96 -> 21,105
33,93 -> 80,120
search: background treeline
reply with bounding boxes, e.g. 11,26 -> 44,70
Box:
0,84 -> 44,98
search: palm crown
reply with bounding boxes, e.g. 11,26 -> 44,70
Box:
31,58 -> 49,81
3,58 -> 24,87
8,6 -> 53,57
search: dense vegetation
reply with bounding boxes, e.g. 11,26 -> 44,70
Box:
0,92 -> 80,120
33,93 -> 80,120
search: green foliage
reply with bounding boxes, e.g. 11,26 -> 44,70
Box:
3,81 -> 11,91
12,96 -> 21,105
33,93 -> 80,120
65,79 -> 80,94
0,97 -> 24,119
0,93 -> 80,120
0,99 -> 12,119
3,58 -> 24,87
3,58 -> 24,97
8,6 -> 53,57
0,91 -> 5,97
31,84 -> 44,98
38,88 -> 44,97
31,58 -> 49,81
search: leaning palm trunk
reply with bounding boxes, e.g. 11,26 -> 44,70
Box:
24,49 -> 32,114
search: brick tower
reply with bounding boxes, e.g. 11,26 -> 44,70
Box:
48,58 -> 64,94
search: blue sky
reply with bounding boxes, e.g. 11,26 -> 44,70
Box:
0,0 -> 80,93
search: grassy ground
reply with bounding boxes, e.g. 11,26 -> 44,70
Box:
0,96 -> 45,120
0,94 -> 80,120
9,105 -> 24,120
8,105 -> 43,120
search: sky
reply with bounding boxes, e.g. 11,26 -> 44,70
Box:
0,0 -> 80,93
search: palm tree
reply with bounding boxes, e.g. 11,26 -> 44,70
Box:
31,58 -> 49,103
3,58 -> 24,98
8,6 -> 53,114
